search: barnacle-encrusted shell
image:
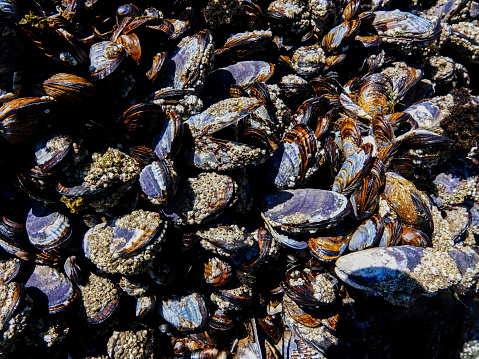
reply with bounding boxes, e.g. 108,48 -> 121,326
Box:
81,272 -> 120,324
107,329 -> 155,359
83,210 -> 166,275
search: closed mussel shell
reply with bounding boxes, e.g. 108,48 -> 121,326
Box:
216,285 -> 252,308
261,189 -> 350,232
348,214 -> 384,251
25,265 -> 77,314
282,266 -> 339,308
283,294 -> 321,328
230,227 -> 272,272
159,292 -> 208,332
89,41 -> 126,80
322,19 -> 361,53
115,33 -> 141,65
401,226 -> 431,247
308,227 -> 349,263
163,172 -> 235,226
119,102 -> 164,141
136,295 -> 156,318
268,123 -> 318,189
203,256 -> 232,287
42,73 -> 97,102
26,201 -> 71,250
80,272 -> 120,324
0,282 -> 23,330
152,111 -> 183,159
0,97 -> 56,145
139,158 -> 178,206
64,255 -> 84,285
197,224 -> 254,255
378,216 -> 403,247
357,73 -> 394,119
34,133 -> 73,173
186,138 -> 267,172
332,143 -> 373,195
0,257 -> 21,286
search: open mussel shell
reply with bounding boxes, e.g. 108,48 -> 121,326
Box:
162,29 -> 214,90
80,272 -> 120,324
139,158 -> 178,206
163,172 -> 235,226
261,189 -> 350,233
185,138 -> 267,172
25,265 -> 78,314
0,97 -> 56,144
89,41 -> 126,80
42,73 -> 97,102
83,210 -> 166,275
26,201 -> 71,250
34,133 -> 73,173
335,246 -> 462,305
159,292 -> 208,332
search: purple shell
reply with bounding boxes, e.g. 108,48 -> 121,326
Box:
89,41 -> 126,80
159,292 -> 208,331
348,215 -> 384,251
25,265 -> 78,314
26,201 -> 71,250
261,189 -> 350,232
34,134 -> 72,173
139,159 -> 178,205
152,111 -> 183,159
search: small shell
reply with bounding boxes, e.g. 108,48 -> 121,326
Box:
159,292 -> 209,332
139,158 -> 178,206
204,256 -> 232,287
152,111 -> 183,159
308,229 -> 349,263
80,272 -> 120,324
348,214 -> 384,251
89,41 -> 126,80
42,73 -> 97,102
0,257 -> 21,285
136,295 -> 156,318
322,19 -> 361,53
34,134 -> 73,173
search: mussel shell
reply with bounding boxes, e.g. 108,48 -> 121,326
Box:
159,292 -> 208,331
152,111 -> 183,159
261,189 -> 350,232
162,29 -> 214,90
89,41 -> 126,80
204,256 -> 232,287
34,134 -> 73,173
42,73 -> 97,102
267,123 -> 318,189
332,143 -> 373,195
136,295 -> 156,318
163,172 -> 235,226
210,308 -> 234,331
197,224 -> 254,254
25,265 -> 78,314
81,272 -> 120,324
63,255 -> 84,285
0,257 -> 21,285
356,73 -> 394,119
119,102 -> 165,141
186,138 -> 267,171
26,201 -> 71,250
308,229 -> 349,263
0,282 -> 23,330
400,226 -> 431,247
322,19 -> 361,53
139,159 -> 178,205
230,227 -> 272,272
283,294 -> 322,328
348,214 -> 384,251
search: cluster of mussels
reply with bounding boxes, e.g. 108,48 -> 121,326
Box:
1,0 -> 479,357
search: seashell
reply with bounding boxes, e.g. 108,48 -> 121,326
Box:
185,97 -> 261,138
332,143 -> 373,195
335,246 -> 462,306
128,145 -> 157,166
198,224 -> 254,255
34,133 -> 73,173
162,29 -> 214,90
115,33 -> 141,65
0,257 -> 21,285
383,172 -> 434,235
350,157 -> 386,220
348,214 -> 384,251
340,117 -> 362,158
340,92 -> 373,120
25,265 -> 78,314
203,256 -> 232,287
216,285 -> 252,308
139,158 -> 178,206
0,282 -> 23,330
152,111 -> 183,159
308,227 -> 349,263
159,292 -> 209,332
286,44 -> 326,76
0,97 -> 56,144
356,73 -> 394,119
203,61 -> 274,104
230,227 -> 272,272
267,123 -> 318,189
214,30 -> 277,63
342,0 -> 360,21
136,295 -> 156,318
163,172 -> 235,226
381,62 -> 423,102
282,266 -> 339,308
322,19 -> 361,53
400,226 -> 431,247
261,189 -> 350,233
378,216 -> 403,247
81,272 -> 120,324
283,294 -> 321,328
210,308 -> 234,331
42,73 -> 97,102
0,215 -> 26,243
63,255 -> 84,285
146,51 -> 168,84
83,210 -> 167,275
324,136 -> 342,181
373,114 -> 395,151
119,102 -> 164,141
26,201 -> 71,250
89,41 -> 126,80
107,329 -> 157,359
185,138 -> 267,172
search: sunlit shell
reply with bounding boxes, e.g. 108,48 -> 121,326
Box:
139,159 -> 178,206
42,73 -> 97,102
34,133 -> 72,173
348,214 -> 384,251
159,292 -> 208,331
89,41 -> 126,80
80,272 -> 120,324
